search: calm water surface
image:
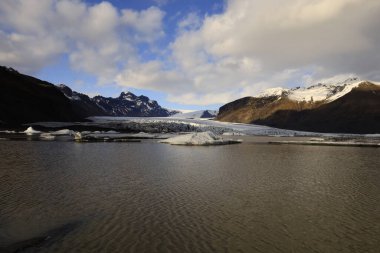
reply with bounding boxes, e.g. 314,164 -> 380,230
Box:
0,138 -> 379,252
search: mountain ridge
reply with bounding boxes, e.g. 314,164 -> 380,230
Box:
0,66 -> 82,125
58,84 -> 179,117
0,66 -> 178,125
170,110 -> 218,119
217,80 -> 380,134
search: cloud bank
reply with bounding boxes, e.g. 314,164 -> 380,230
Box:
1,0 -> 380,105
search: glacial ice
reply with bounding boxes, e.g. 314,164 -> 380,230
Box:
40,133 -> 56,140
160,131 -> 242,146
23,127 -> 41,135
51,129 -> 75,136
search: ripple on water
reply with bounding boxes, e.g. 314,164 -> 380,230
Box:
0,140 -> 379,252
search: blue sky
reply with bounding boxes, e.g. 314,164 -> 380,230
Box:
36,0 -> 225,111
1,0 -> 380,111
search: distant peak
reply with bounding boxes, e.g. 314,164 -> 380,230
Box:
57,84 -> 73,97
119,91 -> 137,100
58,84 -> 70,89
258,87 -> 289,98
120,91 -> 135,95
311,76 -> 361,88
1,66 -> 19,74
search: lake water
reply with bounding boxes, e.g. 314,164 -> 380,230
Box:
0,137 -> 379,252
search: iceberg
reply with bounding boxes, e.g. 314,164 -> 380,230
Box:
51,129 -> 75,136
23,127 -> 41,135
40,133 -> 55,140
160,131 -> 242,146
131,132 -> 171,139
0,130 -> 16,134
74,132 -> 83,141
222,132 -> 246,136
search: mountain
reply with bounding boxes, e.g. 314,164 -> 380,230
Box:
92,92 -> 178,117
57,84 -> 107,118
255,82 -> 380,134
58,85 -> 178,117
0,66 -> 82,125
171,110 -> 218,119
217,78 -> 380,134
0,66 -> 178,125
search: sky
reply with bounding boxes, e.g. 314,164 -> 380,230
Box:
1,0 -> 380,111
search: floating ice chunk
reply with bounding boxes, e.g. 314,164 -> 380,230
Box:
23,127 -> 41,135
160,131 -> 242,146
40,133 -> 55,140
0,130 -> 16,134
222,132 -> 246,136
132,132 -> 160,139
51,129 -> 75,136
74,132 -> 82,140
106,130 -> 119,134
309,138 -> 325,142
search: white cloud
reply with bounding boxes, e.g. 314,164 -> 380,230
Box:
117,0 -> 380,105
0,0 -> 164,78
199,0 -> 379,73
178,12 -> 202,32
115,60 -> 187,91
121,6 -> 165,43
1,0 -> 380,106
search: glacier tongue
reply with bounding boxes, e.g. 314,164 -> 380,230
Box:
160,131 -> 242,146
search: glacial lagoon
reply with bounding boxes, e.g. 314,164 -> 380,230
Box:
0,135 -> 379,252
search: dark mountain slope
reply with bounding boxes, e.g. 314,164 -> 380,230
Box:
217,96 -> 322,123
0,66 -> 178,125
93,92 -> 177,117
254,82 -> 380,134
57,84 -> 108,117
0,67 -> 82,124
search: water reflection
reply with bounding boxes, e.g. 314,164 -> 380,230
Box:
0,140 -> 379,252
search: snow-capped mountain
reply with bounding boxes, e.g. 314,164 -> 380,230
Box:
258,77 -> 364,102
93,92 -> 179,117
58,84 -> 107,117
170,110 -> 218,119
218,78 -> 380,134
58,83 -> 179,117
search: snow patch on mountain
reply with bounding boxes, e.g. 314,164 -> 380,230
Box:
258,87 -> 289,97
259,77 -> 368,103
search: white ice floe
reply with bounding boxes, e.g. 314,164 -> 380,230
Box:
131,132 -> 161,139
160,131 -> 242,146
74,132 -> 83,140
106,130 -> 119,134
50,129 -> 75,136
309,138 -> 325,142
40,133 -> 56,140
222,132 -> 246,136
0,130 -> 16,134
23,127 -> 41,135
